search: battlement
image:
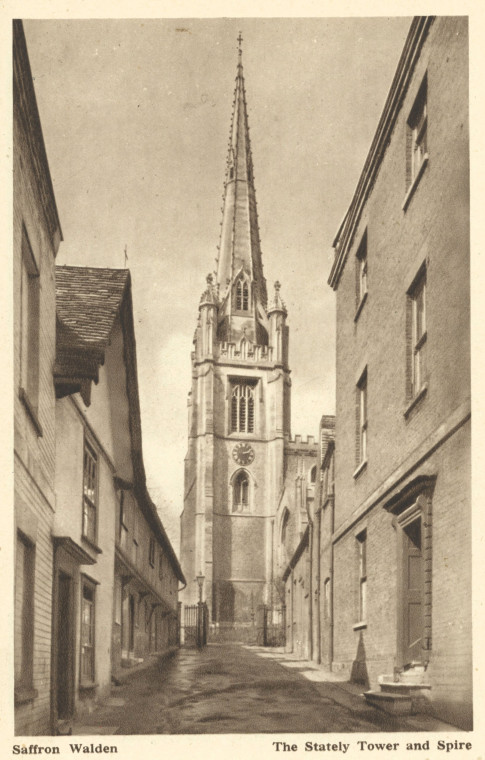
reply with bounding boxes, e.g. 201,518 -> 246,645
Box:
218,341 -> 274,363
286,434 -> 318,449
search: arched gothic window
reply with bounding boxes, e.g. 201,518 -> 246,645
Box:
233,471 -> 249,512
279,508 -> 290,566
235,279 -> 250,311
231,382 -> 254,433
310,465 -> 317,484
281,509 -> 289,545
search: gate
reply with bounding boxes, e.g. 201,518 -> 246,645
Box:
183,603 -> 208,648
258,604 -> 286,647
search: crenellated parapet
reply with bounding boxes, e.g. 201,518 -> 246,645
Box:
217,340 -> 273,363
287,434 -> 317,449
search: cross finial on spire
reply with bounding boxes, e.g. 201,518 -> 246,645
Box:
237,31 -> 243,60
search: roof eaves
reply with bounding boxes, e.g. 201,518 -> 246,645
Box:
13,21 -> 63,250
328,16 -> 434,291
119,286 -> 185,584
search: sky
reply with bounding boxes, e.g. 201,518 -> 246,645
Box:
23,16 -> 411,551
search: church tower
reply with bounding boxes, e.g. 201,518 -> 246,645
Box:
181,36 -> 291,636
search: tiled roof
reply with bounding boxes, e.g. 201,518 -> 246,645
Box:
56,266 -> 129,350
53,265 -> 185,583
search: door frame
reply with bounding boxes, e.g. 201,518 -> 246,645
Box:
51,566 -> 76,729
396,506 -> 424,667
385,476 -> 435,672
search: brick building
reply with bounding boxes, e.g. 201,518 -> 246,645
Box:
328,17 -> 470,728
13,19 -> 63,735
280,416 -> 334,662
180,40 -> 315,637
14,23 -> 184,735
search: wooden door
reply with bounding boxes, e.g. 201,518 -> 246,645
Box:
129,595 -> 135,654
56,572 -> 74,720
402,518 -> 424,665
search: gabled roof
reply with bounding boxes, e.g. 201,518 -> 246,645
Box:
55,266 -> 129,393
56,265 -> 129,348
54,265 -> 185,584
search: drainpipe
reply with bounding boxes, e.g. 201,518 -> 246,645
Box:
316,506 -> 322,664
308,521 -> 313,662
305,482 -> 313,663
329,491 -> 335,668
271,518 -> 274,610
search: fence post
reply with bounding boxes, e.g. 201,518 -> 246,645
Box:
197,601 -> 202,649
177,601 -> 182,646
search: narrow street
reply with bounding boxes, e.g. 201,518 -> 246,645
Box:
73,644 -> 454,735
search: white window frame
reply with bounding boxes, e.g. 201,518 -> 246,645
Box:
82,440 -> 98,545
405,265 -> 428,414
356,369 -> 368,470
403,75 -> 428,210
15,532 -> 35,701
355,230 -> 368,319
357,530 -> 367,624
411,271 -> 427,397
19,226 -> 41,433
80,577 -> 96,686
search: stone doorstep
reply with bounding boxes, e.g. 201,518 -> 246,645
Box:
379,681 -> 431,695
399,670 -> 429,685
364,690 -> 414,716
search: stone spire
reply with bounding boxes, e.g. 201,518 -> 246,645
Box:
216,33 -> 268,315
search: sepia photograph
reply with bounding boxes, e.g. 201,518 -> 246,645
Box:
11,9 -> 473,751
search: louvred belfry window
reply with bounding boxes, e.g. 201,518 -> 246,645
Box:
236,280 -> 250,311
231,381 -> 255,433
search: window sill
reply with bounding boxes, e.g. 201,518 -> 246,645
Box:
353,621 -> 367,631
15,687 -> 38,705
354,291 -> 368,322
402,154 -> 429,211
18,387 -> 43,437
81,535 -> 103,555
353,459 -> 368,480
404,384 -> 428,419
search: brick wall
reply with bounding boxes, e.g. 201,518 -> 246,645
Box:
331,17 -> 471,728
332,424 -> 471,726
334,17 -> 469,528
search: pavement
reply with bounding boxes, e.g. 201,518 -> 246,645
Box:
73,643 -> 459,735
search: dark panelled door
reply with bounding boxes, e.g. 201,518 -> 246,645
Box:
56,572 -> 74,720
402,519 -> 424,665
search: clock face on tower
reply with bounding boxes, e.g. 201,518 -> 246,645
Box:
232,443 -> 255,466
